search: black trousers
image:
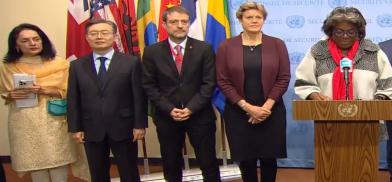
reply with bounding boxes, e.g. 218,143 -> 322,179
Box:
387,122 -> 392,182
155,119 -> 221,182
0,162 -> 5,182
84,135 -> 140,182
239,158 -> 277,182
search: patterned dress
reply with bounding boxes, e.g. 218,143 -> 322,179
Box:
0,56 -> 77,172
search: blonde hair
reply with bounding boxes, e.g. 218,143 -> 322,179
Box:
236,1 -> 267,20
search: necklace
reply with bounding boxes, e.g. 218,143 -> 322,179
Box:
242,33 -> 262,52
249,45 -> 257,52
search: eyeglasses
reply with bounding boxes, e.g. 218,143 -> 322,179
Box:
333,29 -> 358,38
87,31 -> 114,38
166,20 -> 189,26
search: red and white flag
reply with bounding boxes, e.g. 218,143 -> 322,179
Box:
118,0 -> 140,56
66,0 -> 91,61
66,0 -> 129,60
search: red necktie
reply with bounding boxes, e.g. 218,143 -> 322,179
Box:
174,45 -> 183,73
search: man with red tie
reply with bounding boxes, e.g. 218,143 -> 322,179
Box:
142,6 -> 221,182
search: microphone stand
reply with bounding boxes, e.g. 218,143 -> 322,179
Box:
345,81 -> 349,100
344,69 -> 350,100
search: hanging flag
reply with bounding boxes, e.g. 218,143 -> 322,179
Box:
66,0 -> 91,61
118,0 -> 140,56
181,0 -> 204,40
66,0 -> 129,61
90,0 -> 128,53
137,0 -> 158,55
205,0 -> 231,52
158,0 -> 180,41
205,0 -> 231,113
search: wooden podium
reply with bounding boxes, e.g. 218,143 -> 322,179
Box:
292,100 -> 392,182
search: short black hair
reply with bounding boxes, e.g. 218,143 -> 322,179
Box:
4,23 -> 56,62
85,18 -> 117,34
322,7 -> 366,39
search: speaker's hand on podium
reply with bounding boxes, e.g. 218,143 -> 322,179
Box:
307,92 -> 331,101
375,94 -> 389,100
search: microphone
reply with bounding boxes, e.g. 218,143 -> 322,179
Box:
340,58 -> 353,100
340,58 -> 353,85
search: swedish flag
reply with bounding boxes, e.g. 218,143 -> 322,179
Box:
205,0 -> 231,53
205,0 -> 231,113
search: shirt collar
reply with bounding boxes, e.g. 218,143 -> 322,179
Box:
168,37 -> 188,50
92,48 -> 115,61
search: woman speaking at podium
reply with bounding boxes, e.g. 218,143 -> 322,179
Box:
295,7 -> 392,101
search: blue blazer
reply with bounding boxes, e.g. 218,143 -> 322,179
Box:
380,39 -> 392,64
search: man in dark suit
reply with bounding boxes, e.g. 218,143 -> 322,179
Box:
142,6 -> 221,182
380,39 -> 392,182
67,19 -> 147,182
0,162 -> 5,182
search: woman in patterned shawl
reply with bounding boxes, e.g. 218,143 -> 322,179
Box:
0,23 -> 78,182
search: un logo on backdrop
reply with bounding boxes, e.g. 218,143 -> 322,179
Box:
328,0 -> 347,8
286,15 -> 305,28
377,14 -> 392,27
289,52 -> 305,65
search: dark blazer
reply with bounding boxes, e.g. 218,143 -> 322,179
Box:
216,34 -> 291,104
67,52 -> 147,142
380,39 -> 392,61
379,39 -> 392,179
142,37 -> 216,122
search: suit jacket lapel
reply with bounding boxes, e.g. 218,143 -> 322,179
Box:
83,54 -> 101,90
100,52 -> 120,90
181,38 -> 193,77
162,40 -> 179,77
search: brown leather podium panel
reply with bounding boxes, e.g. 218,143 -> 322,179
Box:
293,100 -> 392,182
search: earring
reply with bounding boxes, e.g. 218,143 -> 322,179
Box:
16,47 -> 20,53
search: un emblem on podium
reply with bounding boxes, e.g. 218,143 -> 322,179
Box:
337,103 -> 358,117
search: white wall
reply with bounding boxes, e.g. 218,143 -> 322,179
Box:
0,0 -> 68,156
